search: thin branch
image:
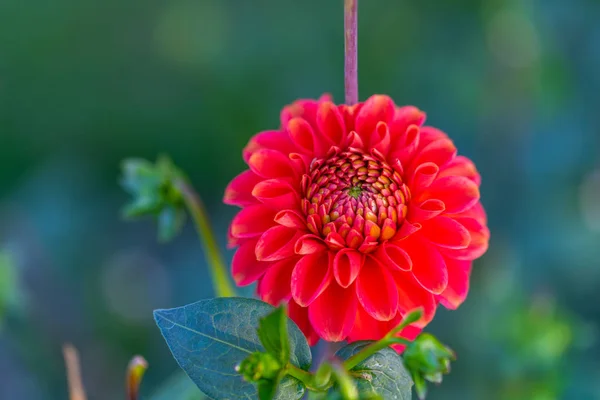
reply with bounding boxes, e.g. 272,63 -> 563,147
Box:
62,344 -> 87,400
344,0 -> 358,105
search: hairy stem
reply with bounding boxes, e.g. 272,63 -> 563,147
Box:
175,179 -> 236,297
344,0 -> 358,105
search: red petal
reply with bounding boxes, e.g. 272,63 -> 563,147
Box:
355,95 -> 395,138
316,101 -> 346,147
411,138 -> 457,170
437,258 -> 472,309
355,256 -> 399,321
252,179 -> 299,209
440,217 -> 489,260
389,124 -> 420,166
420,176 -> 480,214
390,106 -> 426,137
406,237 -> 448,294
371,121 -> 391,155
391,325 -> 422,353
291,252 -> 332,307
287,117 -> 320,155
230,205 -> 276,239
248,149 -> 298,179
223,170 -> 261,207
438,155 -> 481,185
333,249 -> 364,288
243,130 -> 295,162
347,305 -> 400,341
258,257 -> 297,305
409,162 -> 439,191
295,234 -> 328,254
420,216 -> 471,249
255,225 -> 301,261
393,271 -> 437,327
288,300 -> 319,346
232,239 -> 270,285
274,209 -> 307,229
376,242 -> 412,271
418,126 -> 448,149
308,281 -> 357,342
407,199 -> 445,223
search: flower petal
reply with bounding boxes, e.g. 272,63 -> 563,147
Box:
232,239 -> 270,285
288,300 -> 319,346
409,162 -> 439,191
420,216 -> 471,249
291,252 -> 332,307
230,205 -> 276,239
223,170 -> 261,207
407,199 -> 446,223
255,225 -> 301,261
252,179 -> 299,209
274,209 -> 307,229
308,281 -> 357,342
406,237 -> 448,294
440,217 -> 490,260
355,256 -> 399,321
258,257 -> 297,305
243,130 -> 295,162
248,149 -> 298,179
287,117 -> 320,155
411,137 -> 457,170
438,155 -> 481,185
437,258 -> 472,309
420,176 -> 480,214
393,271 -> 437,327
333,249 -> 364,288
316,101 -> 346,147
295,234 -> 328,254
355,95 -> 395,138
376,242 -> 412,271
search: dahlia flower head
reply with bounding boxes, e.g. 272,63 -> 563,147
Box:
224,94 -> 489,347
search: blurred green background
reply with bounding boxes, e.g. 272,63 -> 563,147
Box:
1,0 -> 600,399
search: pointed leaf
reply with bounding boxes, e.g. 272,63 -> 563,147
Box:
154,298 -> 311,400
335,342 -> 413,400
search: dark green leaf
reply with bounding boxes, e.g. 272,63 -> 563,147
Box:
257,306 -> 290,364
335,341 -> 413,400
154,297 -> 311,400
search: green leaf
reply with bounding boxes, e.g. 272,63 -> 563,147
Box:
335,341 -> 413,400
154,297 -> 311,400
257,306 -> 290,364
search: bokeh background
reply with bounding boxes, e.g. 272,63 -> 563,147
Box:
1,0 -> 600,399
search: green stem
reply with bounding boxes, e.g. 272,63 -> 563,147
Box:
343,309 -> 422,370
175,179 -> 236,298
285,364 -> 322,392
330,362 -> 359,400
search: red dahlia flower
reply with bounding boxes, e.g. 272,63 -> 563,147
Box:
224,94 -> 489,346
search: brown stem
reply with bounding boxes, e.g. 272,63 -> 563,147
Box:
344,0 -> 358,105
62,344 -> 87,400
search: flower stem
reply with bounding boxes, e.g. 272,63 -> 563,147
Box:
175,179 -> 236,298
286,364 -> 322,392
343,309 -> 422,370
344,0 -> 358,105
62,344 -> 87,400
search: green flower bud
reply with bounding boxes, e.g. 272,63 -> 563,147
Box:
236,352 -> 282,383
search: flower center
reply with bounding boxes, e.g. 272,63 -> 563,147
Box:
301,149 -> 410,252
